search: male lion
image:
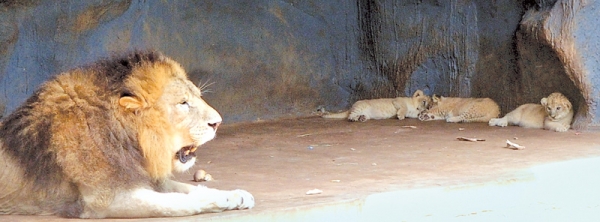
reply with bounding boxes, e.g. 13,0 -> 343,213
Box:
322,89 -> 431,122
488,92 -> 573,132
418,95 -> 500,123
0,51 -> 254,218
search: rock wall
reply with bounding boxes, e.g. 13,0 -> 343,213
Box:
0,0 -> 598,128
351,0 -> 523,113
517,0 -> 599,129
0,0 -> 353,122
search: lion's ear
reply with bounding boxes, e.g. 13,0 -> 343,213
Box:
564,101 -> 572,110
119,96 -> 147,110
413,90 -> 424,98
540,97 -> 548,106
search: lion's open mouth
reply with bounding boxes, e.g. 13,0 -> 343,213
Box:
176,145 -> 197,163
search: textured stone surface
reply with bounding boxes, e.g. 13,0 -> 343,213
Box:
517,0 -> 598,129
0,0 -> 350,122
0,0 -> 598,128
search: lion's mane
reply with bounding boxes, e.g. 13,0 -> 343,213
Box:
0,51 -> 183,216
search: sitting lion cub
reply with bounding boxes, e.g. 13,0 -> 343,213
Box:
322,90 -> 431,122
418,95 -> 500,123
488,92 -> 573,132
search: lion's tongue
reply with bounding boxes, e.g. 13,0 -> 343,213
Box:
176,146 -> 197,163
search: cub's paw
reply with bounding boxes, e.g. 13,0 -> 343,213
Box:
349,115 -> 368,122
553,125 -> 569,132
446,116 -> 462,123
418,113 -> 430,121
489,118 -> 502,126
489,118 -> 508,127
358,115 -> 367,122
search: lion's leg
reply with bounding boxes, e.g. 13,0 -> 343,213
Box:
544,121 -> 569,132
157,179 -> 197,193
83,186 -> 254,218
395,106 -> 407,120
460,113 -> 499,123
444,110 -> 469,122
503,110 -> 524,126
490,109 -> 528,127
455,108 -> 495,123
446,115 -> 464,123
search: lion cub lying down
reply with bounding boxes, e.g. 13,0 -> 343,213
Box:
0,51 -> 253,218
322,90 -> 431,122
488,92 -> 573,132
418,95 -> 500,123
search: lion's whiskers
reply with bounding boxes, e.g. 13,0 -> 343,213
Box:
197,79 -> 215,94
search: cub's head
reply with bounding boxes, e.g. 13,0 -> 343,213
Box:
540,92 -> 572,121
411,90 -> 431,112
117,52 -> 222,179
429,94 -> 443,108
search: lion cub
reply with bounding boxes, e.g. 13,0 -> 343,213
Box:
418,95 -> 500,123
488,92 -> 573,132
322,90 -> 431,122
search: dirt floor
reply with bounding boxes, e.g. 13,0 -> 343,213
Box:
3,117 -> 600,221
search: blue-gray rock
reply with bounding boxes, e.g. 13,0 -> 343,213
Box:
517,0 -> 598,129
0,0 -> 597,129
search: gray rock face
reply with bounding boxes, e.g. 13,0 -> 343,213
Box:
0,0 -> 597,128
517,0 -> 599,129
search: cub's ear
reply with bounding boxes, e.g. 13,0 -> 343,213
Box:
413,90 -> 424,98
119,96 -> 147,110
540,97 -> 548,106
564,101 -> 572,110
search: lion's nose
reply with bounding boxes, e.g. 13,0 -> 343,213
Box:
208,121 -> 221,130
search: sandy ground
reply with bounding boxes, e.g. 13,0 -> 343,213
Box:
3,117 -> 600,221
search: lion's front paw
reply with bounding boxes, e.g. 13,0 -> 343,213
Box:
189,186 -> 255,213
227,189 -> 255,210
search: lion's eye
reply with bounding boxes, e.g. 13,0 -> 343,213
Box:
556,106 -> 561,110
177,101 -> 190,112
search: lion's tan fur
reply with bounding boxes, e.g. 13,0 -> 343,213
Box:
123,61 -> 187,180
418,95 -> 500,123
0,51 -> 253,218
489,92 -> 573,132
322,90 -> 431,122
